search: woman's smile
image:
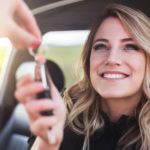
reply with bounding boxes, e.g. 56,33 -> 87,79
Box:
90,17 -> 146,99
100,71 -> 129,80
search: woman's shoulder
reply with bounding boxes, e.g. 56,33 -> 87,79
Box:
60,126 -> 85,150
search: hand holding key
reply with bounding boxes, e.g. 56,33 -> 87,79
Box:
15,53 -> 66,149
34,56 -> 53,116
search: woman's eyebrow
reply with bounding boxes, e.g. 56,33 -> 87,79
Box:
121,38 -> 133,42
93,38 -> 134,44
93,38 -> 108,43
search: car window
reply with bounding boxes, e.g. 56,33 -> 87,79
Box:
38,30 -> 89,87
0,38 -> 12,89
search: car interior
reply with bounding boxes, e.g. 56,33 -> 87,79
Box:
0,0 -> 149,149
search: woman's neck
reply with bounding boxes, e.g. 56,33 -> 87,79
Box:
101,95 -> 141,122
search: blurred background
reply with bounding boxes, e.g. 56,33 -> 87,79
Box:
0,30 -> 89,88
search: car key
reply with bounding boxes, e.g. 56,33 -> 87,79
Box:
29,48 -> 53,116
35,62 -> 53,116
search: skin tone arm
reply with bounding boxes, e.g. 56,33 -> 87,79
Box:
15,56 -> 66,149
0,0 -> 41,49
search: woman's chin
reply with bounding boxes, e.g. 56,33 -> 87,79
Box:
100,92 -> 126,100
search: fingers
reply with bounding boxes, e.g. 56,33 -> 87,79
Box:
15,81 -> 44,103
15,71 -> 66,147
25,99 -> 58,120
16,74 -> 33,88
15,0 -> 41,40
23,98 -> 63,145
47,124 -> 64,145
47,130 -> 57,144
8,19 -> 40,49
0,0 -> 41,49
31,116 -> 57,141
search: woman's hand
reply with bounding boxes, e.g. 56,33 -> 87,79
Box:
15,74 -> 66,149
0,0 -> 41,49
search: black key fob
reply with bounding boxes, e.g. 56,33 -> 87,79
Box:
35,62 -> 53,116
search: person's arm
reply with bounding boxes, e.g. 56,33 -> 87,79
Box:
15,74 -> 66,149
0,0 -> 41,49
31,137 -> 60,150
15,56 -> 66,149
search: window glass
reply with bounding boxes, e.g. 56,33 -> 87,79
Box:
0,38 -> 12,88
38,30 -> 89,87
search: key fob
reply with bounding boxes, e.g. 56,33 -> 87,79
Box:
35,63 -> 53,116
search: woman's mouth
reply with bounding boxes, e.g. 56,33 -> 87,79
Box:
101,71 -> 129,80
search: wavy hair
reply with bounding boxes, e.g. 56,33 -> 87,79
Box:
64,3 -> 150,150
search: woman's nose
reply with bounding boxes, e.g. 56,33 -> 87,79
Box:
105,49 -> 122,66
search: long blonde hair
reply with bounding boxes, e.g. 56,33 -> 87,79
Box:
64,3 -> 150,150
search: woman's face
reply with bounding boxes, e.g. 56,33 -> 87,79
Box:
90,17 -> 146,100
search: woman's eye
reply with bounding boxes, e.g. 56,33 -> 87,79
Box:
93,43 -> 109,51
124,44 -> 140,51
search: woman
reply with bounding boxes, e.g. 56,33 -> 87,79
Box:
15,3 -> 150,150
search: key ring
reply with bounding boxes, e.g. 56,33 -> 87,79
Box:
28,47 -> 38,59
28,47 -> 49,89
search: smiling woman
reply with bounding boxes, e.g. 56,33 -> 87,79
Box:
63,4 -> 150,150
90,17 -> 146,119
15,3 -> 150,150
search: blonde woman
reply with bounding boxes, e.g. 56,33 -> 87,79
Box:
16,3 -> 150,150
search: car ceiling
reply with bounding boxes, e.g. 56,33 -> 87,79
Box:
24,0 -> 150,34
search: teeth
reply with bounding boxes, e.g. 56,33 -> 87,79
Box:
103,74 -> 125,79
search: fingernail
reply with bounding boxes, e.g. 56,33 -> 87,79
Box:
31,40 -> 41,48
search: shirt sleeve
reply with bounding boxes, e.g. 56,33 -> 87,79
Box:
27,135 -> 36,150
